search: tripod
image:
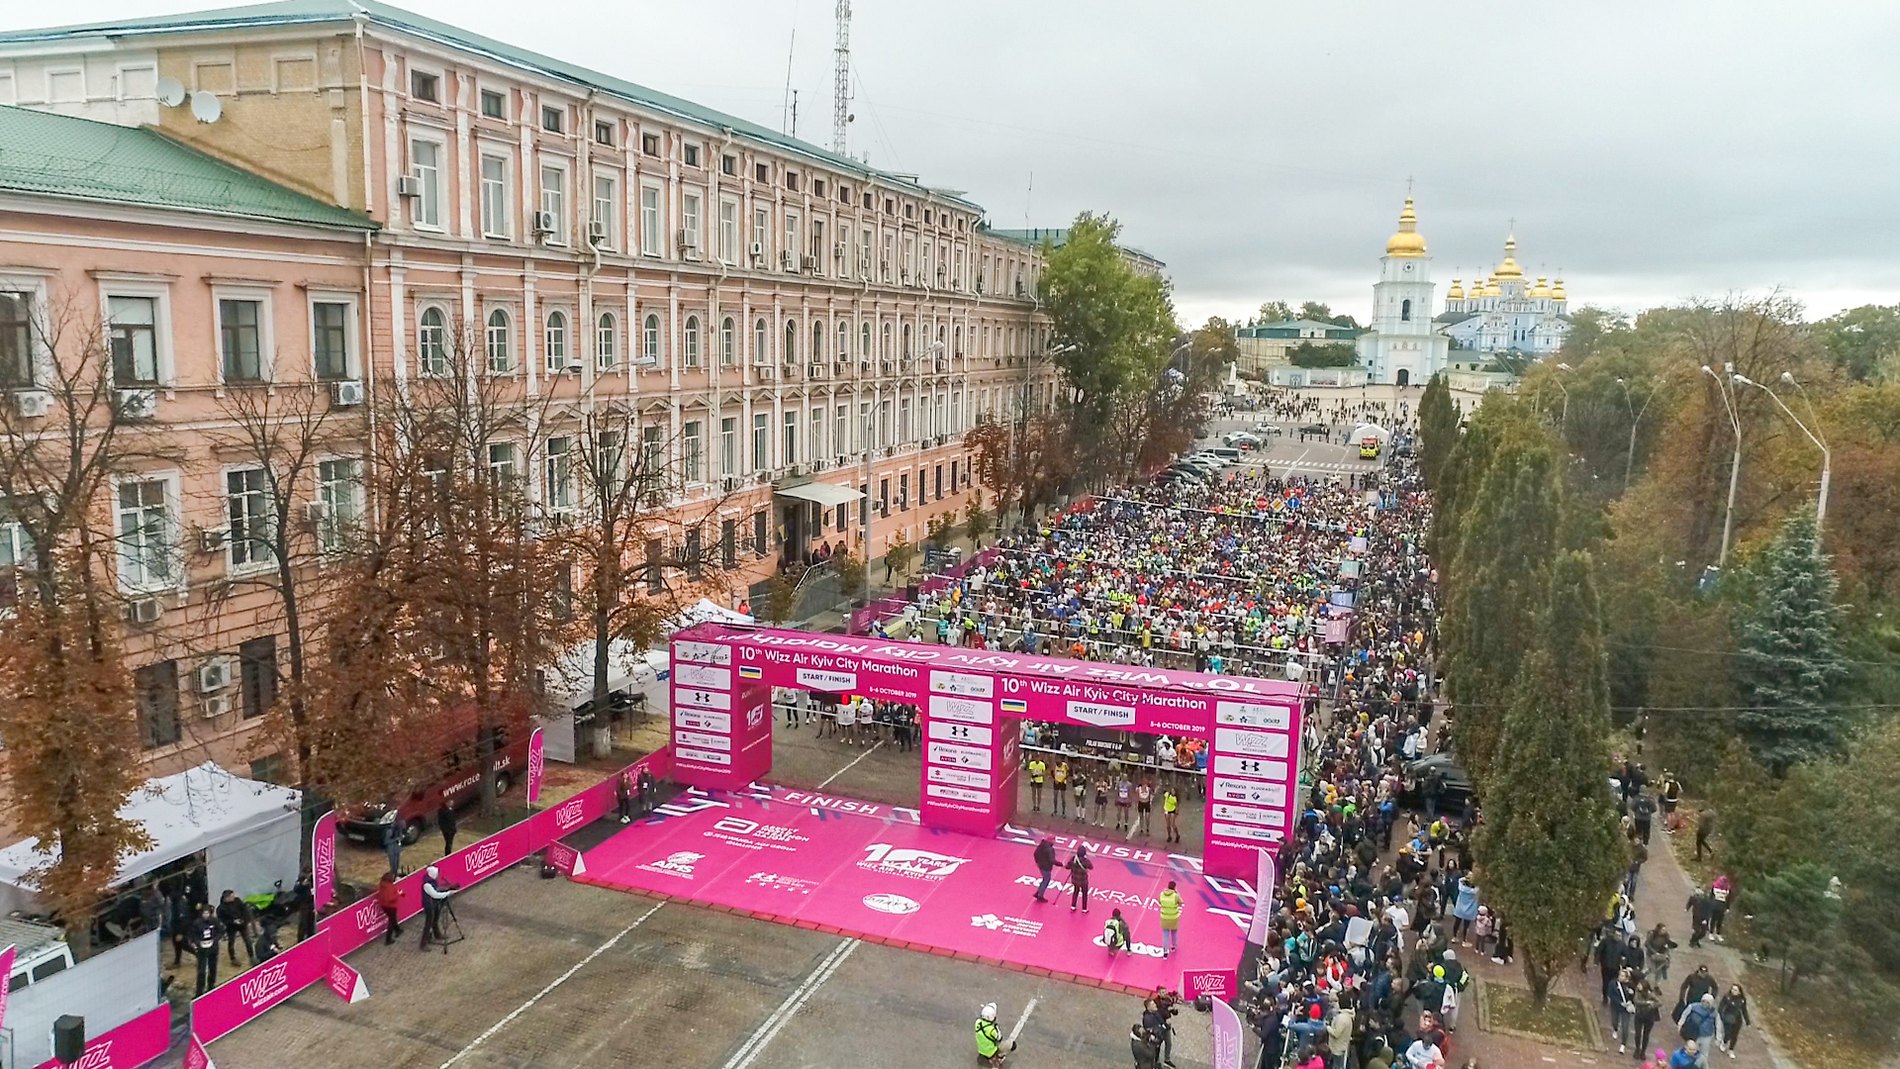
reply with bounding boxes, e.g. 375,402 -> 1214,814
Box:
424,896 -> 465,954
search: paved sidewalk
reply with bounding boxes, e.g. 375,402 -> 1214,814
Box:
1627,826 -> 1792,1069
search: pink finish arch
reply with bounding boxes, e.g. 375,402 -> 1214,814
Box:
669,625 -> 1305,879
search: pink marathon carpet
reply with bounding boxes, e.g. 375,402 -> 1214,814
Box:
577,784 -> 1256,995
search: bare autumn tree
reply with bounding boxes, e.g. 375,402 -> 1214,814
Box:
557,402 -> 740,758
965,411 -> 1075,526
0,294 -> 158,957
201,382 -> 358,848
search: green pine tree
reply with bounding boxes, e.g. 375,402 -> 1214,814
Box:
1475,550 -> 1625,1008
1733,511 -> 1850,774
1417,373 -> 1460,488
1443,427 -> 1563,784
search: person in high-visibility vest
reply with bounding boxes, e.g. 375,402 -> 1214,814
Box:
1158,880 -> 1183,958
1026,757 -> 1047,812
975,1002 -> 1013,1065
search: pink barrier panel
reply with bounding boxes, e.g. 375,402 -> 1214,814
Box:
30,1004 -> 170,1069
1182,967 -> 1238,1003
191,933 -> 331,1044
201,748 -> 675,1042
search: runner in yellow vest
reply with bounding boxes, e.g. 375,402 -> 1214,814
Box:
1162,787 -> 1181,844
1158,880 -> 1183,958
1027,757 -> 1047,812
1051,760 -> 1069,817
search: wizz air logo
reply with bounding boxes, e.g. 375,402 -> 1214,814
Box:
554,798 -> 587,830
240,961 -> 291,1007
464,841 -> 504,878
355,902 -> 388,933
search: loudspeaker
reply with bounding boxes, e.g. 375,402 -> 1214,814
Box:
53,1015 -> 85,1064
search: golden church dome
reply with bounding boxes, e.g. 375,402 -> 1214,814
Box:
1550,278 -> 1567,301
1493,234 -> 1524,279
1529,276 -> 1551,298
1385,197 -> 1427,257
1446,279 -> 1465,300
1482,277 -> 1502,297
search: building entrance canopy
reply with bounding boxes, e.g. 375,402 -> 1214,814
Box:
773,482 -> 862,508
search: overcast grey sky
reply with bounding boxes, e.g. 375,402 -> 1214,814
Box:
10,0 -> 1897,325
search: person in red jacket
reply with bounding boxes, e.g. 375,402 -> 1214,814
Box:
375,869 -> 404,945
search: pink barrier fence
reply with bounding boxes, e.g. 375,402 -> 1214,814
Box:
190,747 -> 673,1048
29,1004 -> 170,1069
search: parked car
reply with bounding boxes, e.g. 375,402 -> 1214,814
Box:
338,702 -> 535,847
1223,430 -> 1262,448
2,917 -> 74,993
1400,753 -> 1475,814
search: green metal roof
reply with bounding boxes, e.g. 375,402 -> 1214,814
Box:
0,105 -> 376,230
987,226 -> 1164,267
0,0 -> 985,214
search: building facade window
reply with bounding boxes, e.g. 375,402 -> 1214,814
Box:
239,635 -> 277,720
544,435 -> 574,511
311,299 -> 352,380
591,173 -> 617,248
545,310 -> 570,372
640,185 -> 661,255
682,191 -> 702,254
0,290 -> 34,387
718,199 -> 738,263
720,416 -> 737,477
410,138 -> 442,229
684,315 -> 701,367
317,458 -> 362,553
682,421 -> 703,483
219,298 -> 265,382
116,476 -> 176,590
595,312 -> 617,370
783,319 -> 797,365
108,295 -> 160,385
753,318 -> 768,364
720,316 -> 735,366
480,154 -> 510,237
134,660 -> 181,749
225,467 -> 272,571
752,413 -> 767,470
485,308 -> 513,373
642,314 -> 660,366
539,164 -> 567,243
416,306 -> 448,376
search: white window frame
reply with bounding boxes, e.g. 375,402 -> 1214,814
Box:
753,318 -> 768,365
315,456 -> 365,555
783,211 -> 800,270
591,171 -> 618,250
484,306 -> 514,374
641,313 -> 662,367
0,272 -> 50,389
486,441 -> 519,488
752,207 -> 769,260
539,162 -> 569,245
307,292 -> 358,381
543,435 -> 575,513
595,312 -> 617,371
222,464 -> 275,575
113,471 -> 182,594
408,135 -> 445,231
479,152 -> 512,239
718,197 -> 739,264
97,278 -> 175,388
477,85 -> 508,121
682,420 -> 704,484
44,66 -> 84,104
415,303 -> 450,377
751,413 -> 768,470
720,316 -> 736,367
639,182 -> 662,256
681,189 -> 703,256
545,309 -> 572,373
683,314 -> 701,368
212,285 -> 275,385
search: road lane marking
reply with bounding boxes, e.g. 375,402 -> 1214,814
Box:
439,900 -> 664,1068
721,937 -> 861,1069
1006,996 -> 1040,1047
817,741 -> 886,789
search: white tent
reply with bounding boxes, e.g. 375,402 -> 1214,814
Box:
539,600 -> 753,761
1350,423 -> 1391,441
0,763 -> 300,914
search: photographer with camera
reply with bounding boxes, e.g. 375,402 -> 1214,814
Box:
419,865 -> 457,951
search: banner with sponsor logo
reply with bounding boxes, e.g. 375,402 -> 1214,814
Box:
544,840 -> 587,877
0,944 -> 13,1034
526,727 -> 546,806
1246,850 -> 1277,945
1181,968 -> 1237,1003
29,1004 -> 172,1069
185,1033 -> 217,1069
325,957 -> 369,1004
436,820 -> 533,889
191,933 -> 331,1044
1210,995 -> 1244,1069
311,810 -> 337,914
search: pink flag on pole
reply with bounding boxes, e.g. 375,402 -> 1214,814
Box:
311,810 -> 338,913
1210,995 -> 1244,1069
1246,849 -> 1278,945
526,727 -> 546,805
325,957 -> 370,1004
185,1033 -> 218,1069
0,945 -> 14,1034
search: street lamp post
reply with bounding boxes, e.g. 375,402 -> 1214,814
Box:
1734,371 -> 1830,536
1614,376 -> 1658,492
1701,363 -> 1743,568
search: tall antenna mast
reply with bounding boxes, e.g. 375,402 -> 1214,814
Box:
832,0 -> 851,153
781,14 -> 797,135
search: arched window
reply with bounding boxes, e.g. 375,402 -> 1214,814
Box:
596,312 -> 617,370
902,323 -> 913,359
684,315 -> 701,367
1400,298 -> 1413,322
484,308 -> 512,373
417,306 -> 448,376
642,314 -> 661,366
880,323 -> 892,358
720,316 -> 736,366
783,319 -> 798,365
954,324 -> 962,356
812,320 -> 825,364
860,322 -> 871,359
543,310 -> 568,373
754,318 -> 768,364
837,320 -> 849,363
